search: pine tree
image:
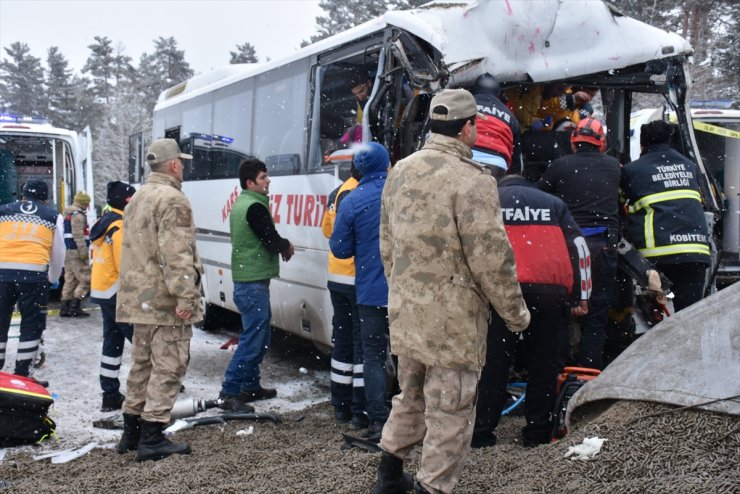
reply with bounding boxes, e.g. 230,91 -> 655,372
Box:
230,42 -> 259,64
83,36 -> 116,104
0,42 -> 46,116
45,47 -> 78,129
306,0 -> 427,44
136,37 -> 194,113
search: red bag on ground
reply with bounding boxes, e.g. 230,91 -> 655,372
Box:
0,372 -> 56,446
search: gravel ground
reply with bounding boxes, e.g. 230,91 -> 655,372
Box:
1,306 -> 738,493
1,399 -> 738,493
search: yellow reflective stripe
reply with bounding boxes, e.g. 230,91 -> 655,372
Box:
628,189 -> 702,213
0,386 -> 53,401
693,121 -> 740,139
644,205 -> 655,248
639,243 -> 711,257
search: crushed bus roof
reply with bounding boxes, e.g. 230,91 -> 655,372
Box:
156,0 -> 692,110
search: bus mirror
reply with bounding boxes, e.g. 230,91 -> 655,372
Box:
265,154 -> 301,176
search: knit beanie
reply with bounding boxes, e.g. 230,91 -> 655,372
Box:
22,178 -> 48,201
106,181 -> 136,210
74,191 -> 91,207
640,120 -> 674,148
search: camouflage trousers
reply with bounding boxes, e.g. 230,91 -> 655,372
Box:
379,355 -> 479,494
61,253 -> 90,300
123,323 -> 191,423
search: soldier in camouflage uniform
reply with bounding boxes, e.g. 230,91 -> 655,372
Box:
115,138 -> 203,462
60,191 -> 91,317
373,89 -> 531,494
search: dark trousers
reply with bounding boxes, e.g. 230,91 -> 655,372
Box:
94,296 -> 133,395
576,236 -> 617,369
0,280 -> 48,376
475,289 -> 568,445
658,262 -> 708,313
357,304 -> 389,424
328,282 -> 365,416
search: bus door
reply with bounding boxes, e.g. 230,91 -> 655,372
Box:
308,33 -> 384,179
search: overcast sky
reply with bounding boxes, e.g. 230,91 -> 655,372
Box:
0,0 -> 323,75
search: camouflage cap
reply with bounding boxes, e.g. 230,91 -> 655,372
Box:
146,138 -> 193,166
429,88 -> 478,121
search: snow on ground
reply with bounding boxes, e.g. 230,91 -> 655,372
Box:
3,304 -> 331,451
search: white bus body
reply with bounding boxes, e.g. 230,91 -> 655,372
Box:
0,114 -> 94,217
139,0 -> 721,349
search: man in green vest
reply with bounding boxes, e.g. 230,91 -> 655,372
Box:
219,157 -> 294,411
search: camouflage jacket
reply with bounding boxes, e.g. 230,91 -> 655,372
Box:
116,172 -> 203,325
63,203 -> 90,259
380,133 -> 530,371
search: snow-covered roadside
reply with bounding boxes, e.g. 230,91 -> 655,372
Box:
2,307 -> 330,454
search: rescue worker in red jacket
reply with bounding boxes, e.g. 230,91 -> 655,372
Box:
472,173 -> 591,448
90,181 -> 136,412
472,73 -> 521,179
60,191 -> 92,317
0,179 -> 64,386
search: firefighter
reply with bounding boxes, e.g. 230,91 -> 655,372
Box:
621,120 -> 711,311
473,173 -> 591,449
0,179 -> 64,386
538,118 -> 621,370
90,181 -> 136,412
60,191 -> 92,317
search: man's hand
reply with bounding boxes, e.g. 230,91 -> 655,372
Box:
175,307 -> 192,320
571,300 -> 589,317
281,242 -> 295,262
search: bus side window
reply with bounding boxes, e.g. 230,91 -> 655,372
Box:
266,154 -> 301,176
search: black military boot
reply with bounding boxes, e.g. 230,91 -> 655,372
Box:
69,299 -> 90,317
136,420 -> 191,461
371,451 -> 414,494
59,300 -> 72,317
117,413 -> 141,454
413,481 -> 431,494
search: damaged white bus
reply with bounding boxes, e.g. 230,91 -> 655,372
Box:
133,0 -> 721,350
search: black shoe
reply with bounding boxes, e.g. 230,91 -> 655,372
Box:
218,392 -> 255,413
117,413 -> 141,454
101,392 -> 125,412
137,420 -> 191,461
363,420 -> 385,439
59,300 -> 72,317
350,413 -> 369,431
471,430 -> 497,449
335,408 -> 351,424
240,386 -> 277,403
69,299 -> 90,317
371,451 -> 414,494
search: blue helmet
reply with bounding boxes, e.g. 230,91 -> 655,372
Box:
353,142 -> 389,175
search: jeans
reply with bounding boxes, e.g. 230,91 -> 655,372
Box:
221,281 -> 272,396
94,296 -> 133,395
576,236 -> 617,369
358,304 -> 389,424
329,282 -> 365,415
0,280 -> 48,376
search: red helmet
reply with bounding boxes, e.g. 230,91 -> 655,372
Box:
571,117 -> 606,150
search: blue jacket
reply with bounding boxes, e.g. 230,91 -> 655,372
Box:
330,171 -> 388,306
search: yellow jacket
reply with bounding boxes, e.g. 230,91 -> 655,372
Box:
321,177 -> 358,284
90,208 -> 125,299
